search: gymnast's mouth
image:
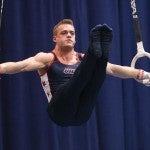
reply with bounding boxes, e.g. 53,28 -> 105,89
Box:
66,39 -> 73,43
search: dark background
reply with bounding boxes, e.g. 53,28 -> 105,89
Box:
0,0 -> 150,150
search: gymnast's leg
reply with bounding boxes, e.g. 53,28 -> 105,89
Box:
72,24 -> 113,125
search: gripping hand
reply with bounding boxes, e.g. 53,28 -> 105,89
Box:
136,69 -> 150,86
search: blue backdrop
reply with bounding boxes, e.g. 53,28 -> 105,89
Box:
0,0 -> 150,150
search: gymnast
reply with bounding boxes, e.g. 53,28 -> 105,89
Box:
0,19 -> 150,126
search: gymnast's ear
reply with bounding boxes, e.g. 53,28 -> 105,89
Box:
53,36 -> 56,42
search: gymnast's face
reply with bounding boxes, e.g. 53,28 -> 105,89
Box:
53,24 -> 76,49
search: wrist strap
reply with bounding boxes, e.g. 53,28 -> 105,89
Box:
136,69 -> 144,80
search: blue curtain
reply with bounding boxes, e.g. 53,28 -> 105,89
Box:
0,0 -> 150,150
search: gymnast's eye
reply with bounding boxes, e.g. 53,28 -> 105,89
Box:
70,31 -> 75,35
61,31 -> 67,35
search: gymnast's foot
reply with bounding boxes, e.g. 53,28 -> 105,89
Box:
88,24 -> 102,58
100,24 -> 113,59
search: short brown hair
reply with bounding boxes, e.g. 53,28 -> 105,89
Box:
53,19 -> 74,35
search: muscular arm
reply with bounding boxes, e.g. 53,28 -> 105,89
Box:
0,52 -> 54,74
106,62 -> 138,79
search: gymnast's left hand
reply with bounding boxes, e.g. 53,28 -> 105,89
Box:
135,70 -> 150,86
